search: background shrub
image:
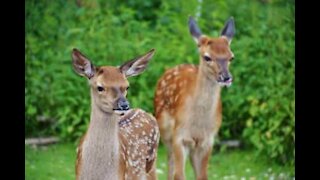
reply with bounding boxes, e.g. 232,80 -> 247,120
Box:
26,0 -> 294,166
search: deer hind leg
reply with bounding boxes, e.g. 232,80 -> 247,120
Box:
166,146 -> 174,180
190,145 -> 213,180
172,138 -> 188,180
157,111 -> 175,180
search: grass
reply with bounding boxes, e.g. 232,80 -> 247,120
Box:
25,143 -> 294,180
25,143 -> 76,180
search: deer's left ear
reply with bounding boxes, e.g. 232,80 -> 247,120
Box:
221,17 -> 235,44
119,49 -> 155,77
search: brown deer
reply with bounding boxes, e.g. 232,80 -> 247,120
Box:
72,48 -> 160,180
154,16 -> 235,180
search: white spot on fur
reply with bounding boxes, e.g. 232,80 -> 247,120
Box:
171,84 -> 176,90
179,81 -> 185,87
161,80 -> 166,87
174,94 -> 179,102
187,68 -> 195,72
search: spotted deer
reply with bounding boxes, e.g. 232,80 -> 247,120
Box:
154,16 -> 235,180
72,48 -> 160,180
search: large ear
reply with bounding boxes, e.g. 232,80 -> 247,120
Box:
221,17 -> 235,44
119,49 -> 155,77
71,48 -> 95,79
188,16 -> 202,44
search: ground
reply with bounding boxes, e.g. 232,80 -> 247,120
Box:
25,143 -> 294,180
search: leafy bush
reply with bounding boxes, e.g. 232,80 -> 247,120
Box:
26,0 -> 294,165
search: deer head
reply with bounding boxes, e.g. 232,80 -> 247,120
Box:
72,48 -> 155,115
189,16 -> 235,87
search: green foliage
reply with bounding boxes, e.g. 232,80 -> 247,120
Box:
217,1 -> 295,166
26,0 -> 294,166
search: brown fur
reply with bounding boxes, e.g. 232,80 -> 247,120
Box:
76,108 -> 159,180
154,32 -> 234,180
72,48 -> 159,180
118,109 -> 160,179
75,132 -> 86,180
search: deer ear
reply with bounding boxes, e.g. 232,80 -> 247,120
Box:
119,49 -> 155,77
188,16 -> 202,44
71,48 -> 95,79
221,17 -> 235,44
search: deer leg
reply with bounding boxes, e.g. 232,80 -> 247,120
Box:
190,146 -> 213,180
172,139 -> 187,180
146,167 -> 157,180
167,147 -> 174,180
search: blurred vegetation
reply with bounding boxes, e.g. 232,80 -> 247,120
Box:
25,0 -> 295,166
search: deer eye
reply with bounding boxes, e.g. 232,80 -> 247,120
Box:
230,57 -> 234,62
126,86 -> 130,90
203,55 -> 212,61
97,86 -> 105,92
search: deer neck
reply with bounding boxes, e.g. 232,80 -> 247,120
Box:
190,61 -> 221,125
80,90 -> 120,179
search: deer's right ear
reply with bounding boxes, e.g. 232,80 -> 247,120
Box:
72,48 -> 95,79
188,16 -> 202,44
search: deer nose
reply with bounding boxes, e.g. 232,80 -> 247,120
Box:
223,76 -> 232,82
118,99 -> 130,110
